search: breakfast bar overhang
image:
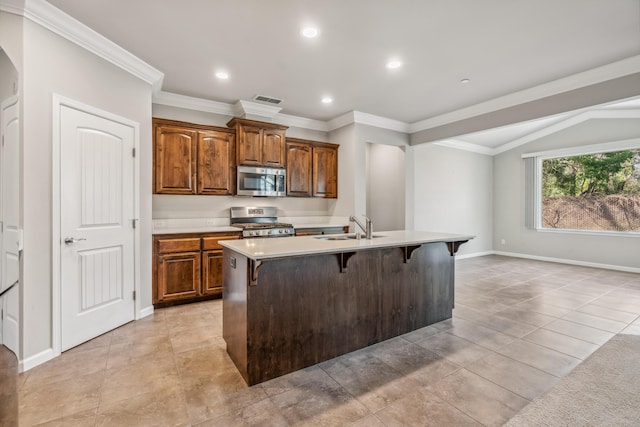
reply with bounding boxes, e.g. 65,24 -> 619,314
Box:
220,230 -> 473,385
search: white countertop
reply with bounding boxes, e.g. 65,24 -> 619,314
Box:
219,230 -> 475,260
153,226 -> 240,235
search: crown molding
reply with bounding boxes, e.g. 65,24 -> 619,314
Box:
152,91 -> 235,116
492,109 -> 640,155
522,137 -> 640,159
0,0 -> 23,15
233,100 -> 282,120
271,113 -> 327,132
409,55 -> 640,134
326,111 -> 356,131
433,140 -> 494,156
352,111 -> 411,133
0,0 -> 164,90
434,108 -> 640,157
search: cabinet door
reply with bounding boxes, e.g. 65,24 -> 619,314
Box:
286,142 -> 312,197
197,130 -> 235,195
262,128 -> 286,168
237,125 -> 263,166
202,250 -> 224,296
156,252 -> 201,302
294,229 -> 323,236
313,146 -> 338,198
295,227 -> 348,236
154,125 -> 197,194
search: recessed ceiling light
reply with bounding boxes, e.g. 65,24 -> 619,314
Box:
215,71 -> 229,80
301,27 -> 318,38
386,60 -> 402,69
321,96 -> 333,104
460,78 -> 470,84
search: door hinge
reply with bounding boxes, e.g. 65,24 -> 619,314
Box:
132,147 -> 136,157
0,221 -> 3,232
1,135 -> 4,146
132,219 -> 138,229
133,290 -> 136,301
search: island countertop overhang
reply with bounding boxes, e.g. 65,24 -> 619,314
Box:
219,230 -> 475,260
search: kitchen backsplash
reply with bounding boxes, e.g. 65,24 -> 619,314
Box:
152,216 -> 350,232
152,194 -> 335,219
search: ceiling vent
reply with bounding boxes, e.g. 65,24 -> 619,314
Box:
253,95 -> 284,105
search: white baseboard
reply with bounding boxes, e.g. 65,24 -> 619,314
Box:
138,305 -> 154,319
457,251 -> 494,260
20,348 -> 56,372
492,251 -> 640,273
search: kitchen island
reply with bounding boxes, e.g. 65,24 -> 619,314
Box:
220,230 -> 473,385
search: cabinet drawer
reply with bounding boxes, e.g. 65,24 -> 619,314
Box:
157,237 -> 201,253
202,235 -> 241,250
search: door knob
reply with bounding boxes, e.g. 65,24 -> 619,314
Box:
64,237 -> 86,245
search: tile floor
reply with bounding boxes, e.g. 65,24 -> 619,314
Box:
16,255 -> 640,426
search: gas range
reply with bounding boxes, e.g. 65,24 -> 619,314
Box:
230,207 -> 294,238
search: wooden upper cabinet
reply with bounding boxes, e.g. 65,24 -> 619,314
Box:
154,125 -> 197,194
313,145 -> 338,198
197,130 -> 235,195
227,118 -> 288,168
153,118 -> 235,195
236,124 -> 263,166
262,128 -> 286,167
286,141 -> 312,197
287,138 -> 338,199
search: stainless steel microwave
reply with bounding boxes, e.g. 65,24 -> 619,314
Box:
236,165 -> 286,197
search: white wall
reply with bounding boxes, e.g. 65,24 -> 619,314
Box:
411,143 -> 494,256
367,143 -> 405,231
328,124 -> 358,217
494,118 -> 640,269
153,195 -> 330,219
10,15 -> 153,364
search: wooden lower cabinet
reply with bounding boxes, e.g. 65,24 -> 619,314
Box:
202,250 -> 224,296
157,252 -> 201,301
153,232 -> 241,306
294,226 -> 349,236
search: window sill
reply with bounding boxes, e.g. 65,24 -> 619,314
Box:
535,228 -> 640,238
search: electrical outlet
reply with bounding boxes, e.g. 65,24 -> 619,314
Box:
154,221 -> 166,229
501,239 -> 506,245
206,219 -> 217,225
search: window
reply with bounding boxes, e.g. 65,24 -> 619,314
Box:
524,140 -> 640,234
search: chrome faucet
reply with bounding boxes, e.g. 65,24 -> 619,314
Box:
349,214 -> 373,239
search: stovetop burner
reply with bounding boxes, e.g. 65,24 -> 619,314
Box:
230,207 -> 295,238
232,222 -> 294,230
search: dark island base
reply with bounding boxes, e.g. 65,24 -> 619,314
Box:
223,242 -> 457,385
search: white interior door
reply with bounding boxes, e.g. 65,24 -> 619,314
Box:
1,95 -> 20,355
60,105 -> 135,351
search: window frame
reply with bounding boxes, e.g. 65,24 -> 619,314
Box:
523,138 -> 640,237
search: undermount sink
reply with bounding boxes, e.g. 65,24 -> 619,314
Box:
315,234 -> 386,240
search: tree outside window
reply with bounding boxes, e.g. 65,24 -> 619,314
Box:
541,149 -> 640,232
